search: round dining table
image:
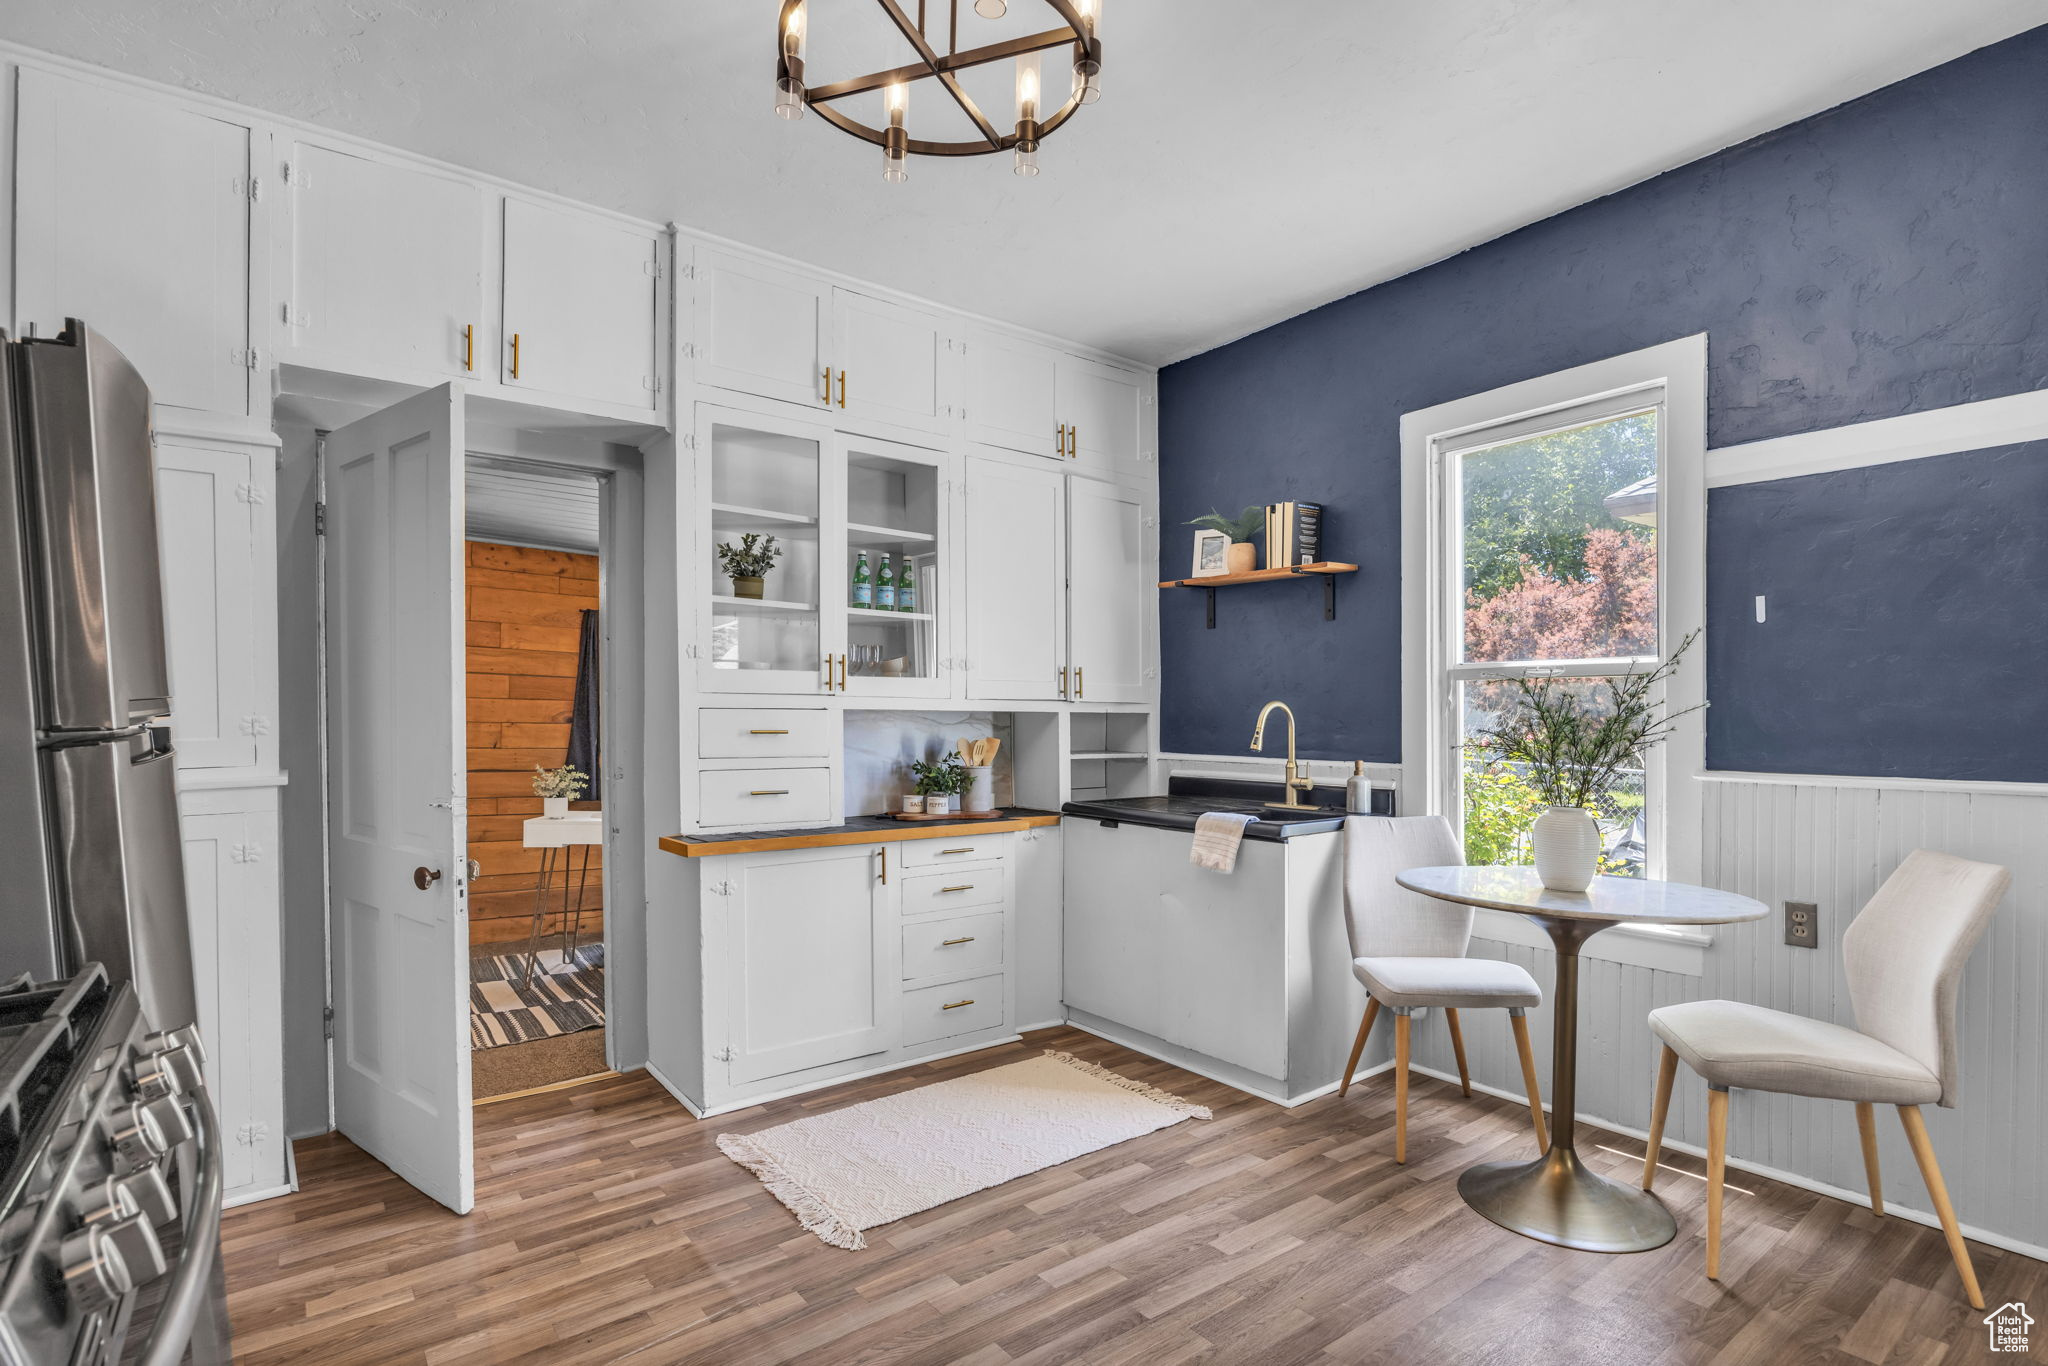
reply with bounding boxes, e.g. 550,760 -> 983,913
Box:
1394,865 -> 1766,1253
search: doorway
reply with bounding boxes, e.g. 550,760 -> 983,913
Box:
460,458 -> 616,1101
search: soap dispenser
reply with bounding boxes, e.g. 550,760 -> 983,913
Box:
1346,760 -> 1371,814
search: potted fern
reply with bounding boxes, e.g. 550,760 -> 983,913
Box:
1185,506 -> 1263,575
715,532 -> 781,600
532,763 -> 590,820
1468,633 -> 1701,891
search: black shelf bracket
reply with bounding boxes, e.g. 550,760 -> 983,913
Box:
1199,569 -> 1341,629
1205,586 -> 1217,629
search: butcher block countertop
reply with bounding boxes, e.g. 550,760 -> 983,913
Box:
658,808 -> 1061,858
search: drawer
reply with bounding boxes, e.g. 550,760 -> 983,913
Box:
902,912 -> 1004,982
698,767 -> 831,827
902,974 -> 1004,1046
899,866 -> 1004,918
898,834 -> 1007,868
699,708 -> 832,759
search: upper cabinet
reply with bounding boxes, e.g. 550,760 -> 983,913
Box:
964,459 -> 1066,702
1065,478 -> 1149,704
14,68 -> 253,417
832,289 -> 944,432
279,142 -> 486,384
695,249 -> 830,409
500,197 -> 662,411
962,330 -> 1060,460
1057,354 -> 1146,474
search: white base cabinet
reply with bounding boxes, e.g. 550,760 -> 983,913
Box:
1061,818 -> 1360,1105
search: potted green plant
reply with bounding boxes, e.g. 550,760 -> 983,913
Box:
909,753 -> 967,817
1468,633 -> 1701,891
715,532 -> 781,600
532,763 -> 591,820
1185,506 -> 1264,574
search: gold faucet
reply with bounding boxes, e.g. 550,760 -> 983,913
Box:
1250,701 -> 1316,810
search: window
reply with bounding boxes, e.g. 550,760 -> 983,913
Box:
1400,338 -> 1707,969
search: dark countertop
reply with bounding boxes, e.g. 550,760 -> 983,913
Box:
1061,774 -> 1360,841
659,808 -> 1061,857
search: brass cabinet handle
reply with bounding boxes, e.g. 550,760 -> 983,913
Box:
1069,425 -> 1079,457
1076,666 -> 1085,699
837,653 -> 847,690
748,789 -> 790,796
748,729 -> 790,735
940,936 -> 976,946
511,331 -> 521,379
879,847 -> 888,885
938,847 -> 974,854
463,323 -> 474,372
1056,423 -> 1066,454
940,999 -> 975,1010
837,369 -> 847,408
823,654 -> 834,690
822,365 -> 833,403
939,884 -> 975,893
1057,665 -> 1068,699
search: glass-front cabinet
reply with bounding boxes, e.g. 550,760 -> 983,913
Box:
697,406 -> 950,698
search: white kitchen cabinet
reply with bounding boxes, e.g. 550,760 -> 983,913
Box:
1060,817 -> 1162,1031
1059,354 -> 1146,473
155,437 -> 270,772
501,197 -> 662,411
838,432 -> 951,699
832,288 -> 945,432
695,248 -> 831,409
962,331 -> 1061,459
13,68 -> 251,417
965,458 -> 1067,701
279,140 -> 486,382
1065,478 -> 1149,704
725,844 -> 893,1084
1154,835 -> 1288,1078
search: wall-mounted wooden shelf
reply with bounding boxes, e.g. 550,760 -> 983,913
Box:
1159,562 -> 1359,629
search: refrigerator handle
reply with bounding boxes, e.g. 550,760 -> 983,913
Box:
131,722 -> 176,767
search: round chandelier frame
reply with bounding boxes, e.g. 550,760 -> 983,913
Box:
775,0 -> 1101,162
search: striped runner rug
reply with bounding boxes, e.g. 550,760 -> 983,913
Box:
469,944 -> 605,1049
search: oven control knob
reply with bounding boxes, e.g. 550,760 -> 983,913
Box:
120,1166 -> 179,1227
109,1104 -> 168,1169
60,1223 -> 134,1312
77,1176 -> 140,1227
101,1213 -> 168,1285
147,1026 -> 208,1067
129,1045 -> 204,1101
142,1096 -> 193,1150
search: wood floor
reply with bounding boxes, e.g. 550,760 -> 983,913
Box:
222,1028 -> 2043,1365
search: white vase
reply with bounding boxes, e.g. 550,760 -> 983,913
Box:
962,766 -> 995,814
542,796 -> 569,820
1531,806 -> 1600,892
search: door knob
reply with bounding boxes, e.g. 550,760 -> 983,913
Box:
467,859 -> 483,880
414,867 -> 443,890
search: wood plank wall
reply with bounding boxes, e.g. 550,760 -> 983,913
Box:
466,540 -> 603,949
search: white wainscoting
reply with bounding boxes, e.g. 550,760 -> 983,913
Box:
1401,774 -> 2048,1256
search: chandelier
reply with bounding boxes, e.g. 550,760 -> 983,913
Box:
775,0 -> 1103,182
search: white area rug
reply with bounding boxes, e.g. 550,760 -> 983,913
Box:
717,1050 -> 1211,1250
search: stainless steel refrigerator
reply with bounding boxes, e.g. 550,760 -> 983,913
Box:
0,319 -> 197,1034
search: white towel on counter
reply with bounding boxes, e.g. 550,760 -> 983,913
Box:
1190,812 -> 1258,873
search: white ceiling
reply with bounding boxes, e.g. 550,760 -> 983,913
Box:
6,2 -> 2039,365
467,458 -> 601,555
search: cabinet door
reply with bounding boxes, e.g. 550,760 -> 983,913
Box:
695,249 -> 829,409
1155,834 -> 1287,1078
964,458 -> 1065,702
1058,355 -> 1144,473
502,198 -> 661,410
283,141 -> 486,381
154,441 -> 262,770
14,68 -> 250,417
963,331 -> 1060,459
838,433 -> 951,699
831,289 -> 944,432
1060,819 -> 1160,1032
728,845 -> 893,1083
1065,478 -> 1149,704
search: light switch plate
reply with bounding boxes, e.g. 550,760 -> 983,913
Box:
1784,900 -> 1818,949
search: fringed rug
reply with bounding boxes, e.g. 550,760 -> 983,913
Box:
469,944 -> 605,1049
717,1050 -> 1211,1250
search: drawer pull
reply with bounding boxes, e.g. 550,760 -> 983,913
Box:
941,999 -> 975,1010
938,847 -> 975,855
748,728 -> 791,735
748,789 -> 790,796
940,936 -> 976,946
940,884 -> 975,893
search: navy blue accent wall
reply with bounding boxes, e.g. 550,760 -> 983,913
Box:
1159,26 -> 2048,773
1706,443 -> 2048,782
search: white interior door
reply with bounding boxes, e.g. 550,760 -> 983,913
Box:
324,383 -> 473,1214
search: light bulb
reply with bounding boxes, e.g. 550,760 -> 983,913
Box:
776,3 -> 807,120
883,81 -> 909,183
1072,0 -> 1101,104
1015,55 -> 1039,123
885,80 -> 908,119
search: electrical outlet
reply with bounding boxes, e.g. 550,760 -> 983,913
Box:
1784,900 -> 1818,949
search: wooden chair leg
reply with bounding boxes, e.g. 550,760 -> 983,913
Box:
1339,999 -> 1380,1098
1897,1105 -> 1984,1310
1705,1087 -> 1728,1280
1508,1010 -> 1548,1152
1445,1008 -> 1471,1096
1393,1012 -> 1411,1164
1855,1102 -> 1883,1217
1643,1044 -> 1678,1190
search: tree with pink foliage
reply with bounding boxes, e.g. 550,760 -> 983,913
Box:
1464,527 -> 1656,663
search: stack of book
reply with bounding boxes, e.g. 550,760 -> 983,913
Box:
1264,501 -> 1324,568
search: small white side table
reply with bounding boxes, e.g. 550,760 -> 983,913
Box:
521,813 -> 603,988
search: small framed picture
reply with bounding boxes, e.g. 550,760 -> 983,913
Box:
1191,529 -> 1230,577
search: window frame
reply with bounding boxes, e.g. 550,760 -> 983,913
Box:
1400,336 -> 1708,974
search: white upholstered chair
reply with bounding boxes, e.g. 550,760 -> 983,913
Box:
1338,816 -> 1548,1162
1642,848 -> 2009,1308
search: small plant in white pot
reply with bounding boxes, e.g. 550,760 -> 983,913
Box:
1469,633 -> 1700,892
908,754 -> 967,817
533,763 -> 590,819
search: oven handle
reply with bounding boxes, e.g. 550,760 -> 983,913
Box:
136,1087 -> 225,1366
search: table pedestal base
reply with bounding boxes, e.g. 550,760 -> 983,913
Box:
1458,1147 -> 1676,1253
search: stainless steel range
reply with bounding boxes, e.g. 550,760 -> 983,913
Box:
0,965 -> 226,1365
